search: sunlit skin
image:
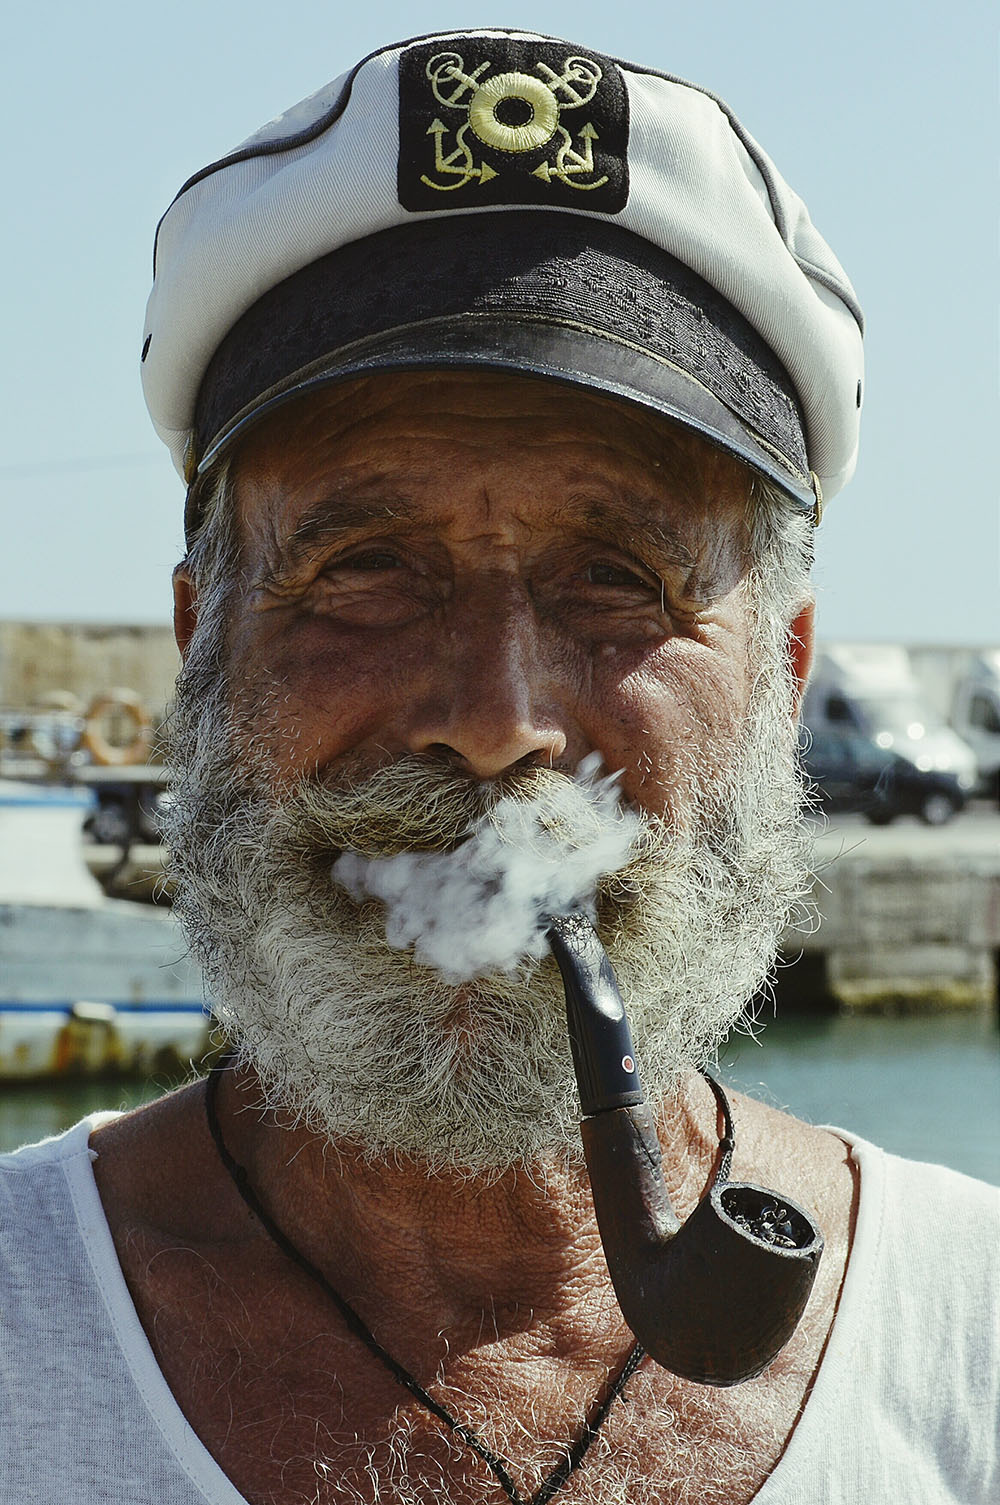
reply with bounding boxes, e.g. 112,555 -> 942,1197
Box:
91,372 -> 857,1505
175,371 -> 812,811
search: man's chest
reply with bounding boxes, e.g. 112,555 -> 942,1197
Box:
144,1298 -> 801,1505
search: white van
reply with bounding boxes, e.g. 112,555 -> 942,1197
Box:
908,647 -> 1000,802
802,645 -> 978,824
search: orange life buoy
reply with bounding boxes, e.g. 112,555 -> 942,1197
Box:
81,689 -> 152,767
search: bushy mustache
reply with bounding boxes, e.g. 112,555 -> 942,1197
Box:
266,754 -> 645,863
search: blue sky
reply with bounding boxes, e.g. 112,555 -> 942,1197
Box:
2,0 -> 996,643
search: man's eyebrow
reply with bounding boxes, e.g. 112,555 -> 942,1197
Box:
559,493 -> 696,569
279,484 -> 421,567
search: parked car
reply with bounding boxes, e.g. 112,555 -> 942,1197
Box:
805,646 -> 977,787
800,725 -> 967,825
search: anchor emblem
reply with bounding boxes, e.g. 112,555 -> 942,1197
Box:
419,51 -> 610,194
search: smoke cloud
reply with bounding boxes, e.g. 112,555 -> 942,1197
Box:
332,755 -> 640,981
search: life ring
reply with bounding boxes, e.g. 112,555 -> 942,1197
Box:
81,689 -> 152,767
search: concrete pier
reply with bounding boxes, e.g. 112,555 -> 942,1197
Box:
783,811 -> 1000,1011
0,620 -> 179,724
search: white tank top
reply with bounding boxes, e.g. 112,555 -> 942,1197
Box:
0,1116 -> 997,1502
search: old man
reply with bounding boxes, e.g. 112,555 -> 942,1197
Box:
2,28 -> 997,1505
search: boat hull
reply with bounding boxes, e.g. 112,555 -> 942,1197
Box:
0,901 -> 208,1080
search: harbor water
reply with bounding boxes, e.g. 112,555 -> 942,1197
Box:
2,1007 -> 997,1185
718,1007 -> 1000,1186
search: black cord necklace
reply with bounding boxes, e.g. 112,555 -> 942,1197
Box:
204,1057 -> 731,1505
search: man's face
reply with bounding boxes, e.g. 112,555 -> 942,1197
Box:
168,371 -> 810,1171
217,371 -> 754,813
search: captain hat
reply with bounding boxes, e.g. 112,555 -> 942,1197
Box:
142,28 -> 864,539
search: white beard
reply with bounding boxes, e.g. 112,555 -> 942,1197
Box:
163,646 -> 809,1175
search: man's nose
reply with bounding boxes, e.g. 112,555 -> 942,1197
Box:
405,586 -> 568,779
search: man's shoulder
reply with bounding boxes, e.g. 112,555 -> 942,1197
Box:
854,1133 -> 1000,1286
0,1117 -> 117,1272
732,1098 -> 999,1501
0,1119 -> 109,1357
0,1112 -> 117,1173
723,1089 -> 858,1231
863,1133 -> 1000,1206
728,1086 -> 999,1216
747,1101 -> 1000,1375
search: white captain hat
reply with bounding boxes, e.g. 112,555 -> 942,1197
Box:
141,29 -> 864,539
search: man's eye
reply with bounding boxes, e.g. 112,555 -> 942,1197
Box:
585,560 -> 649,589
337,549 -> 402,572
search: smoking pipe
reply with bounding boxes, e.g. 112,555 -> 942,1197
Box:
546,913 -> 824,1387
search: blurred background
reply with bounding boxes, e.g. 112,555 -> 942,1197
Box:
1,0 -> 997,1177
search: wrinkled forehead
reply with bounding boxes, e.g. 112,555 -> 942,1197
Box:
223,368 -> 754,553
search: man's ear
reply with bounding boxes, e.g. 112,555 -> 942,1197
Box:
787,599 -> 815,719
173,565 -> 198,658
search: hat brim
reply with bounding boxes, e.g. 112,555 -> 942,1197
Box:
190,212 -> 815,538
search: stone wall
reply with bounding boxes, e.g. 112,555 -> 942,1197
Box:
0,621 -> 180,722
784,823 -> 1000,1011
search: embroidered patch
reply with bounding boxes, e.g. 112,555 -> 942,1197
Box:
397,37 -> 629,213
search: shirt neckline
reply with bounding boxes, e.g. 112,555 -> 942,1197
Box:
749,1130 -> 884,1501
66,1115 -> 250,1505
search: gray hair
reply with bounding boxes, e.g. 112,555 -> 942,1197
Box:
743,475 -> 814,680
169,462 -> 243,778
181,460 -> 241,603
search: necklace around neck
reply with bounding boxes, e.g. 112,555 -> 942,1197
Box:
203,1057 -> 725,1503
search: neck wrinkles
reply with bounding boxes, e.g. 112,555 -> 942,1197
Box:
213,1062 -> 720,1350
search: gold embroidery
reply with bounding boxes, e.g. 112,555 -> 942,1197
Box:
533,123 -> 606,188
469,73 -> 558,152
424,118 -> 497,190
419,51 -> 610,193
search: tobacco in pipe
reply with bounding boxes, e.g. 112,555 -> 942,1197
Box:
547,912 -> 824,1387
